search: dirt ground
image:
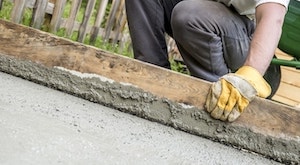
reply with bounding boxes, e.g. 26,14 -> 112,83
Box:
0,71 -> 282,165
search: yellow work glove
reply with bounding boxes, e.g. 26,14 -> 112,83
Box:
205,66 -> 271,122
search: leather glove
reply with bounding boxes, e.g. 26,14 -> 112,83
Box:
205,66 -> 271,122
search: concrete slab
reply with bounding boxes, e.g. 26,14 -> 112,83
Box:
0,72 -> 282,164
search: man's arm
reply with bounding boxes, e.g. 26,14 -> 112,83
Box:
205,2 -> 288,122
244,3 -> 287,75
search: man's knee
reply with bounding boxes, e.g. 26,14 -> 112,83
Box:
171,1 -> 194,32
172,1 -> 231,28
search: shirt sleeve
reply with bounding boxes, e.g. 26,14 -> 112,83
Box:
230,0 -> 290,19
255,0 -> 290,9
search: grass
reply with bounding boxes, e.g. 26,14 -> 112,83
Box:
0,0 -> 32,25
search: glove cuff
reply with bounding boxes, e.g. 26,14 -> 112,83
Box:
235,66 -> 271,98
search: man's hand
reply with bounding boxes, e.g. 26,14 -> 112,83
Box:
205,66 -> 271,122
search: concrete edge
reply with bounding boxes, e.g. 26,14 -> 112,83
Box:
0,54 -> 299,164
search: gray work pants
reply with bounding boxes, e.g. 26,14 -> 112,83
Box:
125,0 -> 182,69
171,0 -> 255,81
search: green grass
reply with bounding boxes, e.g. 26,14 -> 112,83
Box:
0,0 -> 32,24
0,1 -> 11,20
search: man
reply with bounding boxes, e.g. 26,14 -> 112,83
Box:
125,0 -> 290,122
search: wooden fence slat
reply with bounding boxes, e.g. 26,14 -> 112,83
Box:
10,0 -> 26,24
112,0 -> 125,45
0,0 -> 3,10
118,24 -> 131,54
78,0 -> 96,43
90,0 -> 109,45
30,0 -> 48,29
65,0 -> 81,37
115,15 -> 128,53
275,82 -> 300,103
103,0 -> 121,42
49,0 -> 66,33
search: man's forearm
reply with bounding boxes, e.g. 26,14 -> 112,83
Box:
244,3 -> 287,75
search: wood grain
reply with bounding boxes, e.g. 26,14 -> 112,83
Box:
0,19 -> 299,139
274,49 -> 300,106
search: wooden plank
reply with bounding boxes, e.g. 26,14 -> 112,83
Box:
0,19 -> 299,163
90,0 -> 109,44
10,0 -> 26,24
77,0 -> 96,43
115,16 -> 128,53
274,48 -> 300,106
49,0 -> 66,33
281,67 -> 300,87
103,0 -> 121,42
30,0 -> 48,29
112,1 -> 126,45
65,0 -> 81,37
272,95 -> 300,107
276,82 -> 300,103
0,0 -> 3,10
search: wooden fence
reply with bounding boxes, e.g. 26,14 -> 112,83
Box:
0,0 -> 180,57
0,0 -> 131,54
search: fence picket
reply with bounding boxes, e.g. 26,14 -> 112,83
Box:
115,10 -> 128,53
65,0 -> 81,37
112,1 -> 125,45
49,0 -> 66,33
103,0 -> 120,42
31,0 -> 48,29
0,0 -> 3,10
10,0 -> 26,23
90,0 -> 109,45
78,0 -> 96,42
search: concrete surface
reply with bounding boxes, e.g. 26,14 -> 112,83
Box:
0,71 -> 282,164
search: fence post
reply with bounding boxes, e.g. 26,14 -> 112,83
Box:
90,0 -> 109,45
111,0 -> 126,45
77,0 -> 96,43
65,0 -> 82,38
103,0 -> 121,43
10,0 -> 27,24
0,0 -> 3,10
31,0 -> 48,29
49,0 -> 66,33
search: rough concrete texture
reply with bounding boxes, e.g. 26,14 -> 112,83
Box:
0,72 -> 282,165
0,54 -> 299,164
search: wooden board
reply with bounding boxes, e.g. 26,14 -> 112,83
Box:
0,19 -> 300,163
274,49 -> 300,106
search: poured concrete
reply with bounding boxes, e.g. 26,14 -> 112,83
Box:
0,71 -> 282,164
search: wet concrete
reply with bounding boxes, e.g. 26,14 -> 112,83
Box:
0,54 -> 299,164
0,71 -> 282,164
